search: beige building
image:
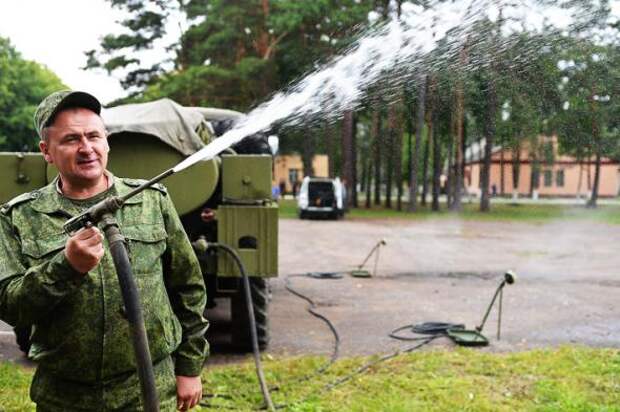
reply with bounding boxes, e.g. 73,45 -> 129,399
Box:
273,154 -> 329,193
465,137 -> 620,198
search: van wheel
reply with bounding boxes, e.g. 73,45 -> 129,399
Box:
231,277 -> 270,351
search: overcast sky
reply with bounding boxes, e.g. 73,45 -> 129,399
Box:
0,1 -> 145,104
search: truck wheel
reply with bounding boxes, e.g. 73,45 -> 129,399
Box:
231,277 -> 270,351
14,326 -> 31,354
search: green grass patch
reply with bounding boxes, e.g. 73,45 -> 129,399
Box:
0,362 -> 35,411
3,347 -> 619,411
278,198 -> 620,224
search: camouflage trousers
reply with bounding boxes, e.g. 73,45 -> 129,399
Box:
32,356 -> 177,412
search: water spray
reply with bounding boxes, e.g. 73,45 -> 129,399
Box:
351,238 -> 387,278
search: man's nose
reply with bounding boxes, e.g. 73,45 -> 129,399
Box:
77,136 -> 94,152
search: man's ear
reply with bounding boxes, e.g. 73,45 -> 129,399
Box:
39,140 -> 53,164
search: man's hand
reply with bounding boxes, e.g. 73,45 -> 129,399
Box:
64,226 -> 104,274
176,375 -> 202,411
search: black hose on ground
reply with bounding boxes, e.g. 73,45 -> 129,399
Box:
200,272 -> 450,410
283,274 -> 342,380
208,243 -> 275,412
276,274 -> 439,410
389,322 -> 465,341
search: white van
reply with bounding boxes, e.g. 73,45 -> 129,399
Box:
297,176 -> 346,219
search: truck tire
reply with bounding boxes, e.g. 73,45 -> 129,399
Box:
14,326 -> 31,354
231,277 -> 270,351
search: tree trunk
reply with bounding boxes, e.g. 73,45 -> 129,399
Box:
431,121 -> 441,211
373,109 -> 382,206
393,0 -> 404,211
421,126 -> 431,207
365,154 -> 372,209
385,106 -> 395,208
302,132 -> 315,178
394,104 -> 404,211
587,152 -> 601,208
587,92 -> 601,208
587,153 -> 592,190
450,46 -> 468,211
446,133 -> 454,207
451,91 -> 464,210
342,110 -> 357,208
500,136 -> 505,196
529,147 -> 539,199
406,96 -> 414,201
408,75 -> 427,212
511,142 -> 521,200
529,160 -> 538,198
480,77 -> 496,212
325,123 -> 335,178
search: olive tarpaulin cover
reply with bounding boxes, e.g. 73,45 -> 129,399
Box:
102,98 -> 209,156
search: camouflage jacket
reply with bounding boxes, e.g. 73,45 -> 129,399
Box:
0,175 -> 208,384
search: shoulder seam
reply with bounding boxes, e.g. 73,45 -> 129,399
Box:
121,178 -> 167,195
0,191 -> 37,214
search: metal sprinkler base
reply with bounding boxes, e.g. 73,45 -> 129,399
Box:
446,328 -> 489,347
350,269 -> 372,278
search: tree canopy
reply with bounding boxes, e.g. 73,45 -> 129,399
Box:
86,0 -> 374,110
0,37 -> 66,151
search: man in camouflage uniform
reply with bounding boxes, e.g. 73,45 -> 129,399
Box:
0,91 -> 209,411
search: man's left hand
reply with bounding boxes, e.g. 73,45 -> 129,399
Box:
176,375 -> 202,411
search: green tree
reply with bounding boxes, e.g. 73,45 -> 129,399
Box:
553,40 -> 619,207
0,37 -> 66,151
89,0 -> 373,110
84,0 -> 171,89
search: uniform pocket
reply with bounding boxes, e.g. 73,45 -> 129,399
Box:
122,224 -> 179,358
21,234 -> 66,260
122,224 -> 168,276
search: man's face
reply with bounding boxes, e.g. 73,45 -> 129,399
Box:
39,108 -> 109,188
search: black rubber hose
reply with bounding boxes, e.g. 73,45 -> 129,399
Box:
283,275 -> 341,379
389,322 -> 465,341
210,243 -> 275,412
102,214 -> 159,412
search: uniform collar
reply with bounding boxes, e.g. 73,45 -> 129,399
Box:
31,172 -> 143,214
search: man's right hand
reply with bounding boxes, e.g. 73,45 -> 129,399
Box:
65,226 -> 105,274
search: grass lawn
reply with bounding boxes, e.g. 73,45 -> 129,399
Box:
278,199 -> 620,224
2,346 -> 618,411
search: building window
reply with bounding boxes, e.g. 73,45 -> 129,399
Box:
544,170 -> 553,187
556,170 -> 565,187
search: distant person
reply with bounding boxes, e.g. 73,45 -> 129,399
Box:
279,180 -> 286,198
272,184 -> 281,201
491,184 -> 497,197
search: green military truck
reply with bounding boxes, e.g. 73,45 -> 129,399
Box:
0,98 -> 278,352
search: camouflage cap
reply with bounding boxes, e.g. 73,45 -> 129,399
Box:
34,90 -> 101,138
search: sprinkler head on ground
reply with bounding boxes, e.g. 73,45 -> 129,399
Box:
504,270 -> 516,285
